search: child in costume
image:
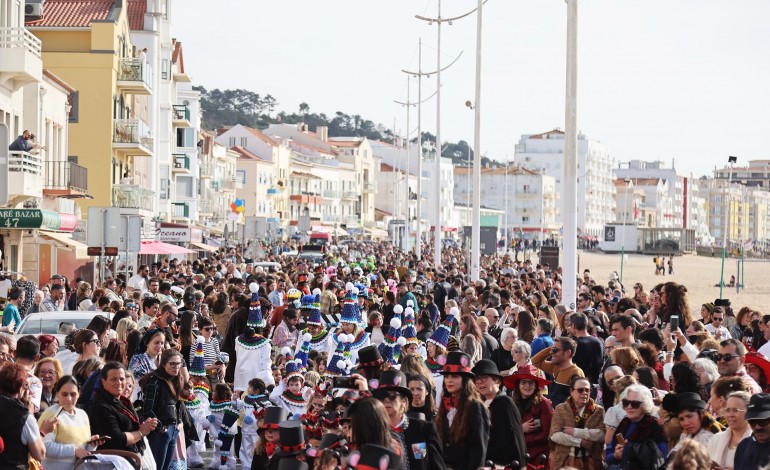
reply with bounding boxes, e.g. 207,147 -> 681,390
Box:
186,338 -> 211,467
327,283 -> 370,365
250,407 -> 287,470
269,344 -> 313,417
400,304 -> 425,358
425,308 -> 458,400
239,378 -> 271,469
233,296 -> 274,394
297,293 -> 331,353
207,383 -> 238,470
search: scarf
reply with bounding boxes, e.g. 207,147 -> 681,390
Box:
426,356 -> 442,373
266,442 -> 276,457
568,396 -> 596,428
616,414 -> 663,443
442,394 -> 458,413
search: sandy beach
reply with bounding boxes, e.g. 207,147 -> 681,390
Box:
569,250 -> 770,314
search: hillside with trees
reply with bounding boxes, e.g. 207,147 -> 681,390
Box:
195,86 -> 497,167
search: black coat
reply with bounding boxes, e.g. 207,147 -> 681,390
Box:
440,400 -> 490,470
487,392 -> 527,467
87,389 -> 145,454
399,417 -> 445,470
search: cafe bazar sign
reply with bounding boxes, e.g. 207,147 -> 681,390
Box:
0,209 -> 77,232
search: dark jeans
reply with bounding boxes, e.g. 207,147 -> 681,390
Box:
147,424 -> 179,470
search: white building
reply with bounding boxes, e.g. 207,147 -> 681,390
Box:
453,166 -> 559,241
514,129 -> 615,237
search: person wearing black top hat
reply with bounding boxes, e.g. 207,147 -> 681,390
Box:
356,345 -> 386,381
436,351 -> 490,470
734,393 -> 770,469
471,359 -> 527,469
270,420 -> 308,470
252,407 -> 288,470
371,369 -> 445,470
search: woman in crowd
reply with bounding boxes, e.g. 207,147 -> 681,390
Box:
693,357 -> 720,396
116,317 -> 137,343
610,347 -> 642,376
129,327 -> 166,397
660,281 -> 693,331
38,375 -> 104,469
490,327 -> 516,375
88,362 -> 158,459
517,310 -> 537,344
407,374 -> 436,420
34,357 -> 64,415
602,375 -> 638,445
459,314 -> 482,367
700,302 -> 715,325
72,357 -> 102,388
140,349 -> 188,470
436,351 -> 489,470
732,307 -> 753,343
76,282 -> 93,311
0,363 -> 49,468
708,376 -> 750,426
365,311 -> 385,346
178,310 -> 197,368
707,390 -> 752,469
508,364 -> 553,469
55,329 -> 101,375
349,396 -> 402,463
38,334 -> 59,359
549,376 -> 605,470
605,384 -> 667,470
667,392 -> 722,454
745,352 -> 770,392
85,315 -> 112,350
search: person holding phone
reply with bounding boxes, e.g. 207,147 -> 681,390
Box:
604,384 -> 667,470
38,376 -> 106,469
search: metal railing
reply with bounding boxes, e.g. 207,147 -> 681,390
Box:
44,160 -> 88,192
172,105 -> 190,121
343,216 -> 360,226
113,119 -> 152,145
322,189 -> 340,199
198,200 -> 212,213
224,175 -> 242,190
321,213 -> 342,223
343,190 -> 359,200
117,58 -> 152,87
0,27 -> 41,58
112,185 -> 154,211
173,154 -> 190,170
8,151 -> 42,175
363,181 -> 377,192
172,202 -> 189,218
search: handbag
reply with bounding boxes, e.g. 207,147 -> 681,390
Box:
140,436 -> 157,470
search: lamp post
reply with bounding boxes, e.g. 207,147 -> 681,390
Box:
719,156 -> 737,298
620,177 -> 631,283
562,0 -> 579,310
416,0 -> 481,269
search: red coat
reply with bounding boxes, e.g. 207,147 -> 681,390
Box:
516,396 -> 554,469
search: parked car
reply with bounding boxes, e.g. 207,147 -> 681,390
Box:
14,311 -> 112,346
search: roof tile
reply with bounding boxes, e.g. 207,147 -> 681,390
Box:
127,0 -> 146,30
26,0 -> 113,28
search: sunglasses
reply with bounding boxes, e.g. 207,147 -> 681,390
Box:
202,327 -> 215,331
712,317 -> 723,321
749,417 -> 770,427
717,354 -> 740,362
573,387 -> 591,394
381,391 -> 402,402
551,347 -> 563,354
622,399 -> 642,409
86,339 -> 101,346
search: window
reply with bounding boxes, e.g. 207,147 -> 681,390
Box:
176,176 -> 194,198
161,59 -> 170,80
176,128 -> 195,148
228,137 -> 236,147
240,137 -> 247,147
67,91 -> 79,123
237,170 -> 246,184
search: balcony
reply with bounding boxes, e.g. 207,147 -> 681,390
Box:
0,27 -> 42,91
342,190 -> 359,200
7,151 -> 43,199
363,181 -> 378,193
172,154 -> 191,174
289,194 -> 321,204
198,200 -> 213,216
322,189 -> 340,199
112,185 -> 154,212
343,215 -> 360,226
112,119 -> 153,156
321,213 -> 342,224
116,58 -> 152,95
171,202 -> 190,220
43,161 -> 90,198
223,175 -> 243,191
211,180 -> 222,191
172,105 -> 191,127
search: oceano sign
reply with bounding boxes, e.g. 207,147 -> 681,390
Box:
156,227 -> 191,242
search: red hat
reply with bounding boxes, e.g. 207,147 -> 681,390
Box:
503,364 -> 551,391
746,352 -> 770,384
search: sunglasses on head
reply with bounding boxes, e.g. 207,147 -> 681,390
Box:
622,399 -> 642,409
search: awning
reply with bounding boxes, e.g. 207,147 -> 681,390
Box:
364,227 -> 389,239
40,231 -> 89,259
139,241 -> 195,255
190,241 -> 218,252
332,227 -> 349,237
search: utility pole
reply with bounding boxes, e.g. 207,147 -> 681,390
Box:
470,0 -> 483,281
719,156 -> 737,298
563,0 -> 579,310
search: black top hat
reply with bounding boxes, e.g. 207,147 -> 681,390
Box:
275,420 -> 307,457
277,459 -> 309,470
318,433 -> 347,451
356,345 -> 384,369
746,393 -> 770,421
372,370 -> 412,401
439,351 -> 476,379
471,359 -> 503,381
260,406 -> 288,431
354,444 -> 400,470
676,392 -> 707,413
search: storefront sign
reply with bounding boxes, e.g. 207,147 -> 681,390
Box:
156,226 -> 191,243
0,209 -> 75,232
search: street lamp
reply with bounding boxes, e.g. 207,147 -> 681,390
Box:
719,156 -> 737,298
620,177 -> 631,283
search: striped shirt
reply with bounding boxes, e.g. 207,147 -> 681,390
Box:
189,336 -> 221,368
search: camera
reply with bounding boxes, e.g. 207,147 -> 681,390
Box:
332,376 -> 357,389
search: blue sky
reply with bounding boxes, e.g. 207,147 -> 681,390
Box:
173,0 -> 770,177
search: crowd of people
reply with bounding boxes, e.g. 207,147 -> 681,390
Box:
0,240 -> 769,470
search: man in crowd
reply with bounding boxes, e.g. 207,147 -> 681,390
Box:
718,339 -> 762,393
570,312 -> 605,396
610,315 -> 636,348
532,336 -> 585,406
2,287 -> 24,332
128,264 -> 150,294
39,284 -> 64,312
734,393 -> 770,468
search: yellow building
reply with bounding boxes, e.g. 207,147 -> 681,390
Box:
27,0 -> 154,220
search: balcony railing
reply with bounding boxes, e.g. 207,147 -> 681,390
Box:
172,105 -> 190,122
117,58 -> 152,92
322,189 -> 340,199
363,181 -> 377,193
321,213 -> 342,223
199,161 -> 213,178
173,154 -> 190,171
172,202 -> 190,219
112,185 -> 154,212
343,216 -> 360,226
198,200 -> 212,213
44,160 -> 88,192
343,190 -> 359,200
224,175 -> 243,190
8,151 -> 42,175
113,119 -> 152,146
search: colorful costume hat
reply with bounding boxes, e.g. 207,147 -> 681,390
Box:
300,294 -> 316,311
339,283 -> 360,325
214,404 -> 240,470
427,309 -> 456,350
294,332 -> 312,369
325,334 -> 353,376
377,310 -> 405,365
282,345 -> 306,383
247,283 -> 265,329
439,351 -> 475,379
189,336 -> 207,377
401,307 -> 419,346
305,294 -> 324,326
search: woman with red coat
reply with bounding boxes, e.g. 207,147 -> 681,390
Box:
506,364 -> 554,470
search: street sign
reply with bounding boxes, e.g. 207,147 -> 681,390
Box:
87,207 -> 122,248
